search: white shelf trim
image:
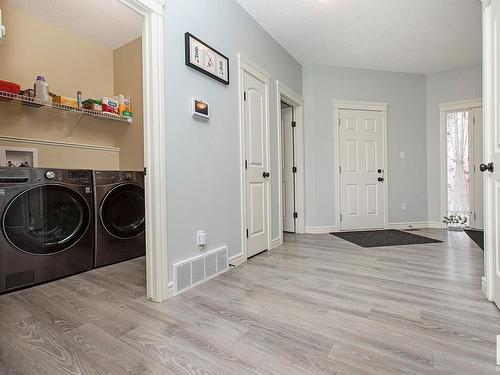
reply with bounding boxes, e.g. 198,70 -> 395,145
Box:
0,135 -> 120,152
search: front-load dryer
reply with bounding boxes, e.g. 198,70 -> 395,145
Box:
0,168 -> 94,293
93,170 -> 145,267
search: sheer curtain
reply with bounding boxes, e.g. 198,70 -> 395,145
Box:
447,110 -> 470,219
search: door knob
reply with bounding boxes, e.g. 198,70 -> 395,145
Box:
263,172 -> 270,178
378,177 -> 384,182
480,162 -> 494,173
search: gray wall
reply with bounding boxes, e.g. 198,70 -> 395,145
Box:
426,65 -> 482,223
303,65 -> 428,228
165,0 -> 302,280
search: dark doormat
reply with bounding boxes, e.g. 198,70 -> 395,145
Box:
331,229 -> 443,248
464,229 -> 484,250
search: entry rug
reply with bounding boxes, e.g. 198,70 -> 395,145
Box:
331,229 -> 442,248
464,229 -> 484,251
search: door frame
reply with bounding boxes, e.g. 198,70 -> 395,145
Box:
333,100 -> 389,231
275,81 -> 305,246
237,54 -> 272,263
438,99 -> 483,230
482,0 -> 493,301
119,0 -> 169,302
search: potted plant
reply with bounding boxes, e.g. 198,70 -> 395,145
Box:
442,214 -> 468,231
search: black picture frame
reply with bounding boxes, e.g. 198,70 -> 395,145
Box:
185,32 -> 229,85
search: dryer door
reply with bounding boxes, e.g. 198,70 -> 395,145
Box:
2,185 -> 91,255
100,183 -> 145,239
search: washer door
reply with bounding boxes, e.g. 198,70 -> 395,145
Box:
100,183 -> 145,239
3,185 -> 90,255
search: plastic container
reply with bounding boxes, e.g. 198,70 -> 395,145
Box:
34,76 -> 49,101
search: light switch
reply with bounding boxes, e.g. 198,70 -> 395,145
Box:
400,151 -> 406,159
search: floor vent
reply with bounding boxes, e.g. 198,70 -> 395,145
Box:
173,246 -> 229,295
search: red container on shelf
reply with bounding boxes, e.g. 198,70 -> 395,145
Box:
0,80 -> 21,94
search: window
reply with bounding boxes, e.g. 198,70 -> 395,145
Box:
446,110 -> 471,222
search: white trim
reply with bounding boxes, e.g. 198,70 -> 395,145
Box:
388,221 -> 432,230
305,226 -> 338,234
333,100 -> 389,231
482,0 -> 494,302
439,99 -> 482,112
0,135 -> 120,153
276,80 -> 306,241
229,252 -> 245,267
272,237 -> 283,249
238,54 -> 272,262
438,98 -> 483,231
427,221 -> 444,229
118,0 -> 168,302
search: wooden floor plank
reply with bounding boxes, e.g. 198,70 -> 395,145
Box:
0,229 -> 497,374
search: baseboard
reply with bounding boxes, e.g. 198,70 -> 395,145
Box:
481,276 -> 493,301
229,252 -> 246,267
305,226 -> 338,234
427,221 -> 445,229
272,237 -> 283,249
388,221 -> 430,230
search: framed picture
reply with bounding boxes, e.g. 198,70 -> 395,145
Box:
185,32 -> 229,85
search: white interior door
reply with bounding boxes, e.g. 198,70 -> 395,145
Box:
339,109 -> 385,231
282,105 -> 295,233
243,70 -> 269,258
471,107 -> 484,229
484,0 -> 500,308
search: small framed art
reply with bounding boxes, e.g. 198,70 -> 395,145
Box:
185,32 -> 229,85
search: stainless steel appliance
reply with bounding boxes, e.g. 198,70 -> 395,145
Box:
0,168 -> 94,293
93,170 -> 145,267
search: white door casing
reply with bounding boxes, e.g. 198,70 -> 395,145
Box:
438,99 -> 483,230
471,107 -> 484,229
335,101 -> 388,231
482,0 -> 500,305
282,105 -> 295,232
239,55 -> 271,259
118,0 -> 168,302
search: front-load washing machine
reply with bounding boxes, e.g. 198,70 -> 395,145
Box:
93,170 -> 145,267
0,168 -> 94,293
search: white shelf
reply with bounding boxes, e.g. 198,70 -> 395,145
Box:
0,90 -> 132,124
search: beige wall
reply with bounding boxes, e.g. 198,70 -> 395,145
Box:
113,38 -> 144,171
0,3 -> 142,171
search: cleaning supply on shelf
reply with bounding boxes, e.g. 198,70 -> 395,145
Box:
77,91 -> 82,108
52,95 -> 77,108
82,98 -> 102,111
0,80 -> 20,94
34,76 -> 50,101
102,96 -> 119,115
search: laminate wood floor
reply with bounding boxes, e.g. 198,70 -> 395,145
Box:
1,229 -> 498,374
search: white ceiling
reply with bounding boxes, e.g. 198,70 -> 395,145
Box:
236,0 -> 482,74
3,0 -> 142,49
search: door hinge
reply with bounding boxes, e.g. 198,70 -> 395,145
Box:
293,212 -> 298,219
338,118 -> 341,126
292,166 -> 297,173
473,117 -> 476,125
144,167 -> 147,176
339,166 -> 342,174
246,229 -> 249,238
243,91 -> 247,101
340,213 -> 343,222
245,160 -> 248,170
291,121 -> 296,128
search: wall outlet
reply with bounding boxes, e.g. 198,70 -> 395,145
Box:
196,230 -> 207,246
401,203 -> 407,211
